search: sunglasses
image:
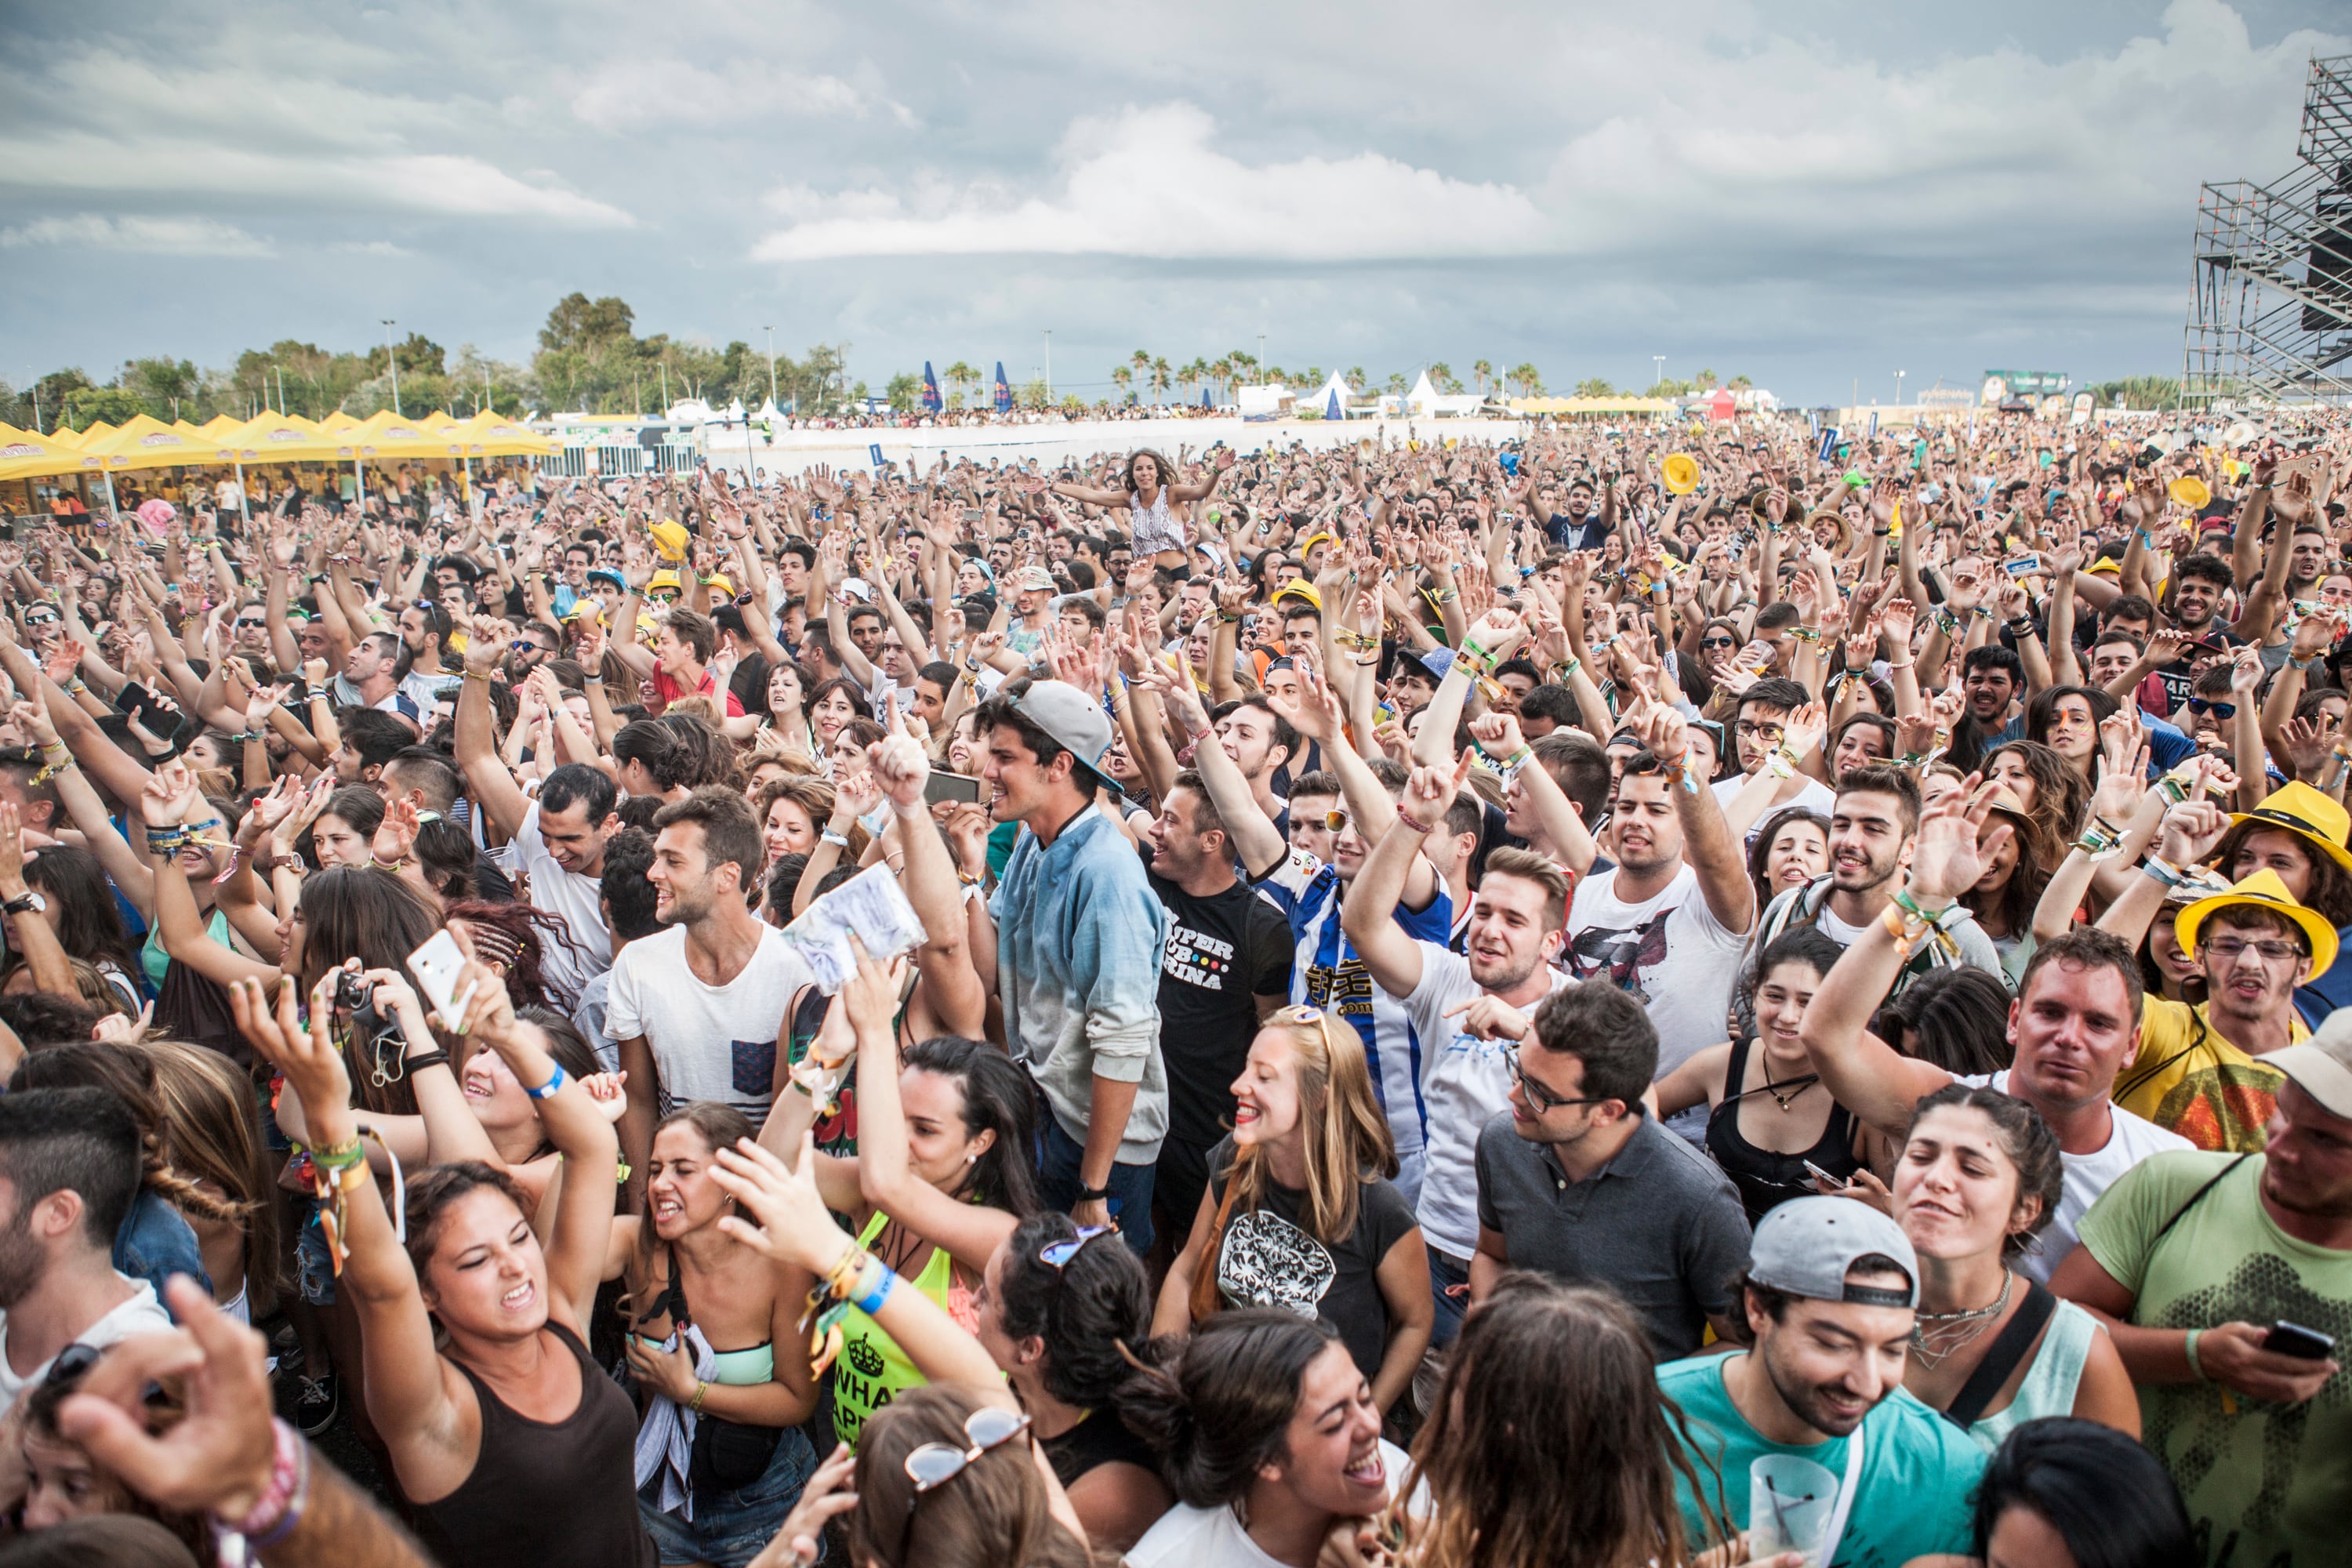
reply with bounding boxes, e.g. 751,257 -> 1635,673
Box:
234,618 -> 267,630
1038,1225 -> 1111,1272
1317,809 -> 1352,833
902,1405 -> 1033,1508
1700,636 -> 1739,649
45,1342 -> 100,1389
1506,1046 -> 1613,1116
2184,699 -> 2238,718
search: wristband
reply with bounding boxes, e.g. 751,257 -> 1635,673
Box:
689,1379 -> 710,1413
404,1049 -> 452,1074
2184,1327 -> 2207,1382
222,1417 -> 310,1545
523,1063 -> 568,1101
2142,856 -> 2188,889
820,827 -> 851,848
1394,807 -> 1436,836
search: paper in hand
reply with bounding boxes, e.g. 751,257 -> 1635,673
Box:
779,863 -> 928,994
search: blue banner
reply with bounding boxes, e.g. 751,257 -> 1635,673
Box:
921,362 -> 942,413
993,361 -> 1012,412
869,443 -> 884,468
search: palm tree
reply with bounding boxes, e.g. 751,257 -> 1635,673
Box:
1385,372 -> 1408,396
1472,359 -> 1494,396
1131,350 -> 1152,389
1508,362 -> 1544,397
1150,357 -> 1172,406
1210,356 -> 1233,401
1111,365 -> 1134,404
942,361 -> 977,403
1301,365 -> 1324,390
1345,365 -> 1367,394
1430,361 -> 1461,394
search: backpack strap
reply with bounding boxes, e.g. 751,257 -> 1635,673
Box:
2151,1154 -> 2255,1249
1940,1279 -> 2056,1431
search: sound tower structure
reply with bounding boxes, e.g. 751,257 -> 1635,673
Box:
2184,53 -> 2352,408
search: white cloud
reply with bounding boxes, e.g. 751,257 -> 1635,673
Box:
0,136 -> 636,228
0,213 -> 274,256
330,238 -> 415,256
569,57 -> 866,129
753,102 -> 1545,262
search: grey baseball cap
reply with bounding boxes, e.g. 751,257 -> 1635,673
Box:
1749,1196 -> 1918,1309
1008,679 -> 1114,771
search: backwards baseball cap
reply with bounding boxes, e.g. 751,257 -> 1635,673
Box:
2272,1009 -> 2352,1121
1016,567 -> 1056,594
1748,1196 -> 1918,1309
1007,679 -> 1114,770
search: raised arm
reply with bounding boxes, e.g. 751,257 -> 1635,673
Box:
452,634 -> 528,840
1143,659 -> 1286,878
1340,753 -> 1471,1001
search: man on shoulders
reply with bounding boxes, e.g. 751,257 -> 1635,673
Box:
1472,982 -> 1750,1359
1800,783 -> 2191,1281
1658,1199 -> 1986,1568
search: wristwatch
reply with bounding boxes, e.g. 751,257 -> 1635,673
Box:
1078,1183 -> 1113,1204
2,891 -> 46,916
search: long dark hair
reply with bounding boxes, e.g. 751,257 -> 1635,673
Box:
1970,1418 -> 2197,1568
296,868 -> 448,1115
1871,966 -> 2015,1077
1403,1274 -> 1729,1568
1980,739 -> 2087,866
1118,1309 -> 1339,1509
901,1036 -> 1040,1218
24,842 -> 139,982
441,898 -> 590,1012
992,1213 -> 1150,1410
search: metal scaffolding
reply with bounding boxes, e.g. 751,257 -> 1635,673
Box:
2184,53 -> 2352,408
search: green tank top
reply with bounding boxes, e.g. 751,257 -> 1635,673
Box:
829,1211 -> 960,1449
142,908 -> 233,988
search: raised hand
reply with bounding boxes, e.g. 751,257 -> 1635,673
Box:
1908,776 -> 2011,904
867,702 -> 931,813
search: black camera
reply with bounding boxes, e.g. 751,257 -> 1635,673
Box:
333,970 -> 375,1018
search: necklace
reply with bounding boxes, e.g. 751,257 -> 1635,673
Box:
1758,1073 -> 1818,1111
1911,1271 -> 2015,1370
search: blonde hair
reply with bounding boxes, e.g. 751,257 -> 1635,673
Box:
139,1040 -> 283,1320
1227,1005 -> 1396,1245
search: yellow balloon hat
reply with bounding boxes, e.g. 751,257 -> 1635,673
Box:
1662,454 -> 1700,495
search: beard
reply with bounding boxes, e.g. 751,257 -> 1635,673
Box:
0,1207 -> 45,1310
1759,1327 -> 1885,1439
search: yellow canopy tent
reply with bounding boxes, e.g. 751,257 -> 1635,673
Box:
196,415 -> 244,440
318,410 -> 363,434
67,421 -> 118,448
0,423 -> 122,484
1507,397 -> 1678,417
74,416 -> 225,474
352,408 -> 470,459
460,412 -> 557,456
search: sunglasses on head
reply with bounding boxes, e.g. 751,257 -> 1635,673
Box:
1038,1225 -> 1111,1272
898,1405 -> 1033,1541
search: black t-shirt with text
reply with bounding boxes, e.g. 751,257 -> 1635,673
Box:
1148,869 -> 1294,1152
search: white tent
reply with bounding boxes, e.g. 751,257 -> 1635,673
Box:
1236,383 -> 1294,418
1313,371 -> 1353,419
1407,370 -> 1482,418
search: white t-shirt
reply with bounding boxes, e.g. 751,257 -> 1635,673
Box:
1399,945 -> 1570,1262
1712,772 -> 1838,847
1563,862 -> 1748,1082
606,924 -> 814,1130
0,1278 -> 173,1405
1127,1440 -> 1415,1568
1963,1069 -> 2193,1283
510,800 -> 614,1009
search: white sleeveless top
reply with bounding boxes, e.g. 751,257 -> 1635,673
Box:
1965,1296 -> 2101,1454
1128,486 -> 1186,557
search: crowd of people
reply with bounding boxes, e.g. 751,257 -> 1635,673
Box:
0,408 -> 2341,1568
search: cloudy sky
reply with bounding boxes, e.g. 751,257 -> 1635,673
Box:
3,0 -> 2346,407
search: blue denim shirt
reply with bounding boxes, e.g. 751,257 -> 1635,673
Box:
989,808 -> 1169,1163
113,1189 -> 211,1316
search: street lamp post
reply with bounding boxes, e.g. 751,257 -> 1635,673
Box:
381,319 -> 401,416
1653,355 -> 1666,394
764,326 -> 778,408
1895,370 -> 1906,407
1043,329 -> 1052,400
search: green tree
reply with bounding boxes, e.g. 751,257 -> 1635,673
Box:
943,361 -> 978,403
1574,376 -> 1616,398
1696,367 -> 1718,387
1018,375 -> 1051,410
2089,376 -> 2181,410
1429,362 -> 1464,394
1472,359 -> 1494,395
1151,356 -> 1171,405
63,386 -> 145,430
885,372 -> 922,410
1385,372 -> 1408,396
1111,365 -> 1134,404
1507,362 -> 1544,397
539,292 -> 636,354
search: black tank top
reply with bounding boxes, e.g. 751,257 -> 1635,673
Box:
1041,1406 -> 1162,1490
422,1320 -> 655,1568
1704,1036 -> 1862,1225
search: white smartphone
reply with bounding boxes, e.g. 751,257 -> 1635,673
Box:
1802,1160 -> 1847,1189
406,930 -> 477,1032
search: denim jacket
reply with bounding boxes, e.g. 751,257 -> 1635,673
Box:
989,809 -> 1170,1164
113,1189 -> 211,1316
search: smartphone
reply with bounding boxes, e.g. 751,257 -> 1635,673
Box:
2263,1321 -> 2337,1360
962,508 -> 982,525
406,930 -> 477,1032
924,771 -> 984,804
2003,555 -> 2043,578
1802,1160 -> 1847,1188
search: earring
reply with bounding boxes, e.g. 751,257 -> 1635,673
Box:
964,1154 -> 977,1166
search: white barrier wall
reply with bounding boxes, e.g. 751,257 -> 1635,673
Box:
699,415 -> 1543,478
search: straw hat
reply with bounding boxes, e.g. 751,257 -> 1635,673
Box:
2227,781 -> 2352,877
2175,868 -> 2339,979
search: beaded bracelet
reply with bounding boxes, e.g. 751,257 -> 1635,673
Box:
222,1417 -> 310,1546
1394,807 -> 1436,836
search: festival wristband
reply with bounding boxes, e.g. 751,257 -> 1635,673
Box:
523,1063 -> 568,1101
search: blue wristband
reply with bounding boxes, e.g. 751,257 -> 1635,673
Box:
524,1063 -> 568,1101
853,1265 -> 897,1317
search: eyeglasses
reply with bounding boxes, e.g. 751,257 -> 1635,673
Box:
903,1404 -> 1033,1497
2184,699 -> 2238,718
1733,721 -> 1786,743
1506,1046 -> 1612,1116
2203,935 -> 2306,964
1700,635 -> 1739,649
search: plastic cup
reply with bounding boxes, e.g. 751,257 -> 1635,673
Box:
1748,1453 -> 1839,1567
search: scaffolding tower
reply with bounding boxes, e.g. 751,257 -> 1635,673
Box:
2184,53 -> 2352,408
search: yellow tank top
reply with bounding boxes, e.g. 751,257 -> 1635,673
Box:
829,1211 -> 972,1448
